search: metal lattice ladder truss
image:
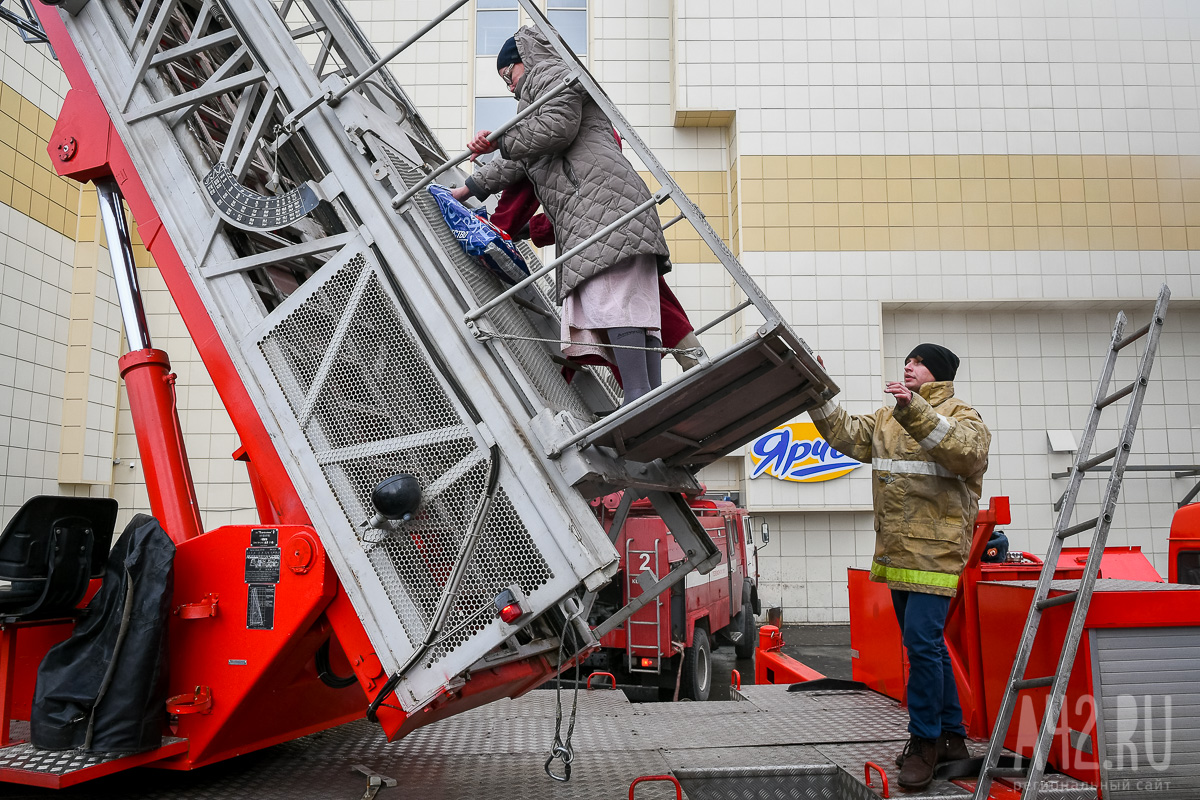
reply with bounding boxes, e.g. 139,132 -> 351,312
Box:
40,0 -> 836,714
974,284 -> 1171,800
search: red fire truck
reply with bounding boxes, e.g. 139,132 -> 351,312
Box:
582,492 -> 760,701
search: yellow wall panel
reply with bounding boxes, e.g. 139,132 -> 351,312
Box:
735,153 -> 1200,251
1,81 -> 83,239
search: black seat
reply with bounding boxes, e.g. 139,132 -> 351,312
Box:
0,496 -> 118,621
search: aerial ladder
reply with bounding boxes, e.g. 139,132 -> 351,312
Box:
0,0 -> 834,784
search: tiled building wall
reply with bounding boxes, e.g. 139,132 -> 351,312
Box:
1,21 -> 254,533
667,0 -> 1200,619
1,24 -> 95,526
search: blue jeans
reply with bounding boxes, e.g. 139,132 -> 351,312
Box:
891,589 -> 966,741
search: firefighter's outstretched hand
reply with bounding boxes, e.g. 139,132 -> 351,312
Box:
450,185 -> 471,202
885,381 -> 912,408
467,130 -> 497,156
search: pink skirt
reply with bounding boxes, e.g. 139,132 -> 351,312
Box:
560,254 -> 661,359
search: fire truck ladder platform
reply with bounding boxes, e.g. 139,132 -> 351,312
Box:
0,686 -> 1095,799
24,0 -> 837,721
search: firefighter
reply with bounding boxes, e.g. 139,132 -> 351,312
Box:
808,344 -> 990,790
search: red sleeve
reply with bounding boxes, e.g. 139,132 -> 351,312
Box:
528,214 -> 556,247
490,178 -> 541,235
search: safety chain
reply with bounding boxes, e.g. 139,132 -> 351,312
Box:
545,618 -> 583,782
474,327 -> 705,359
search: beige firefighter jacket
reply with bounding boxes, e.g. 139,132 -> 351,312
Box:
464,27 -> 671,301
809,381 -> 990,596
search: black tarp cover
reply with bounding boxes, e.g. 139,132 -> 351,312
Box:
31,514 -> 175,753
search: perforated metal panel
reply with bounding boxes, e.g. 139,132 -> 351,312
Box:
243,241 -> 595,706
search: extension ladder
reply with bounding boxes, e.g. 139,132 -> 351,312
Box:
973,284 -> 1172,800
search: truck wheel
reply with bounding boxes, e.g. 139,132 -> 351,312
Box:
681,627 -> 711,701
734,607 -> 757,660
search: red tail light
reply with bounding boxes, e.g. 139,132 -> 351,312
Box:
495,588 -> 524,623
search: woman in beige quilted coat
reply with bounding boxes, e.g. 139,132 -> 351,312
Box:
451,27 -> 672,406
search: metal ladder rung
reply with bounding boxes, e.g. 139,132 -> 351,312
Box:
1114,319 -> 1154,350
1013,676 -> 1055,691
1096,379 -> 1144,409
1057,516 -> 1100,539
1077,446 -> 1119,473
1036,591 -> 1078,610
662,212 -> 686,230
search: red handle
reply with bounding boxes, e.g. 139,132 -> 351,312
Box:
731,669 -> 741,691
587,671 -> 616,690
865,762 -> 889,798
1021,552 -> 1044,564
629,775 -> 682,800
167,685 -> 213,715
175,593 -> 218,619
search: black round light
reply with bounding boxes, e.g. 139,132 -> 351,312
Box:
371,474 -> 422,521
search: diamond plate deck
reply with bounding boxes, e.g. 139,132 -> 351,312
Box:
0,723 -> 188,790
0,687 -> 1101,798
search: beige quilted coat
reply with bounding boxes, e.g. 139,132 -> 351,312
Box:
464,27 -> 671,301
809,381 -> 991,597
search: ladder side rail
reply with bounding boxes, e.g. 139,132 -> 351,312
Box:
974,311 -> 1129,800
624,536 -> 638,665
1020,287 -> 1169,800
513,0 -> 784,330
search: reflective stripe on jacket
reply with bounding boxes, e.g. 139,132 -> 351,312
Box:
809,381 -> 990,596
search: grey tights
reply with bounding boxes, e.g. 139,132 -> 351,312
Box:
608,327 -> 662,405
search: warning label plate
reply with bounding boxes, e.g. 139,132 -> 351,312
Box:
245,547 -> 281,584
246,584 -> 276,630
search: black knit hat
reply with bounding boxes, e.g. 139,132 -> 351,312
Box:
906,343 -> 959,382
496,36 -> 521,70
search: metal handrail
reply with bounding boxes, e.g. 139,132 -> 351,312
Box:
463,190 -> 669,324
391,72 -> 580,208
283,0 -> 471,131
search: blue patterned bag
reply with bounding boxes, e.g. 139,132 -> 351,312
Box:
429,184 -> 530,285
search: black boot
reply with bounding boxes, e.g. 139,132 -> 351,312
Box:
938,731 -> 970,762
897,735 -> 938,790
